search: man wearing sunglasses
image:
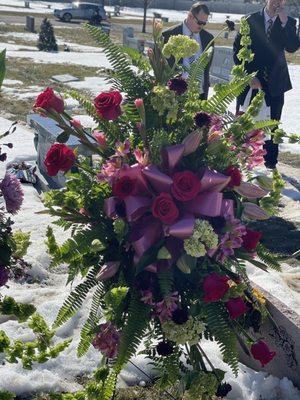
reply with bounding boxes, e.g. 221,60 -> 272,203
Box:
162,2 -> 214,100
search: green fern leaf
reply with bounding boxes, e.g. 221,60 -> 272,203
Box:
84,24 -> 148,99
115,292 -> 150,372
53,267 -> 98,328
205,302 -> 239,376
77,283 -> 105,357
256,244 -> 281,271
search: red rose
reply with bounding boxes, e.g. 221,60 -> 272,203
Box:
242,228 -> 262,252
44,143 -> 76,176
203,272 -> 229,302
112,176 -> 136,200
171,171 -> 201,202
34,87 -> 64,113
250,340 -> 276,367
226,297 -> 248,319
225,166 -> 242,187
152,192 -> 179,225
94,91 -> 122,121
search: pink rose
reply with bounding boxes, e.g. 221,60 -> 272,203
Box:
171,171 -> 201,202
94,91 -> 122,121
134,98 -> 144,108
70,119 -> 82,129
34,87 -> 64,113
203,272 -> 229,302
152,192 -> 179,225
93,131 -> 107,148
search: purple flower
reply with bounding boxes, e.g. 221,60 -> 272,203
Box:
217,217 -> 246,262
115,139 -> 131,157
167,77 -> 188,95
92,322 -> 120,359
155,292 -> 179,323
194,112 -> 212,128
0,266 -> 9,286
0,173 -> 24,214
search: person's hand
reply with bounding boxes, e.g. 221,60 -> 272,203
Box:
250,77 -> 262,89
277,1 -> 288,25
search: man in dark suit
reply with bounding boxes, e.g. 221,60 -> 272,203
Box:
233,0 -> 300,169
162,2 -> 214,100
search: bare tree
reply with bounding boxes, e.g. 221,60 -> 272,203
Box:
142,0 -> 153,33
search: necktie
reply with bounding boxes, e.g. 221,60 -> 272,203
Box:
267,18 -> 273,40
188,33 -> 196,64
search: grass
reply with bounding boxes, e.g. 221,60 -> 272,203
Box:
278,151 -> 300,169
1,58 -> 101,121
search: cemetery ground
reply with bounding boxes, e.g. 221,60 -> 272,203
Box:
1,14 -> 300,399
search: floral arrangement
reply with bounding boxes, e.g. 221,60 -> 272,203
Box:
30,19 -> 294,399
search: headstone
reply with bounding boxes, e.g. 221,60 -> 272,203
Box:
51,74 -> 80,83
27,114 -> 94,189
238,283 -> 300,388
123,27 -> 145,53
25,16 -> 35,33
210,46 -> 234,84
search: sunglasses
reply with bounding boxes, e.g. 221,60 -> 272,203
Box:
193,14 -> 207,26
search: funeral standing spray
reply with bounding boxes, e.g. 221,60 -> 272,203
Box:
32,19 -> 295,399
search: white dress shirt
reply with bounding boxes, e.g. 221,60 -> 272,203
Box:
182,21 -> 204,93
263,7 -> 286,32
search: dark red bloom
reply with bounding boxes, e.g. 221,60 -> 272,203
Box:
225,165 -> 242,187
152,192 -> 179,225
203,272 -> 229,302
216,383 -> 232,398
112,176 -> 136,200
167,77 -> 188,95
172,308 -> 189,325
156,341 -> 174,356
226,297 -> 248,319
34,87 -> 64,113
0,266 -> 9,287
250,340 -> 276,367
94,91 -> 122,121
44,143 -> 76,176
171,171 -> 201,202
242,228 -> 262,252
194,112 -> 212,128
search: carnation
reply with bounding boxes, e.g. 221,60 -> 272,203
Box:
0,173 -> 24,214
194,112 -> 212,128
167,77 -> 188,95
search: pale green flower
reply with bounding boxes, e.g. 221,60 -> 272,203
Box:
162,35 -> 199,64
162,317 -> 205,345
184,220 -> 218,257
151,85 -> 178,122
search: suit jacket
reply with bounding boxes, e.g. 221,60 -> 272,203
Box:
233,9 -> 300,107
162,24 -> 214,100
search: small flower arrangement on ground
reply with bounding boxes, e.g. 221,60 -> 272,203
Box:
31,19 -> 297,400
